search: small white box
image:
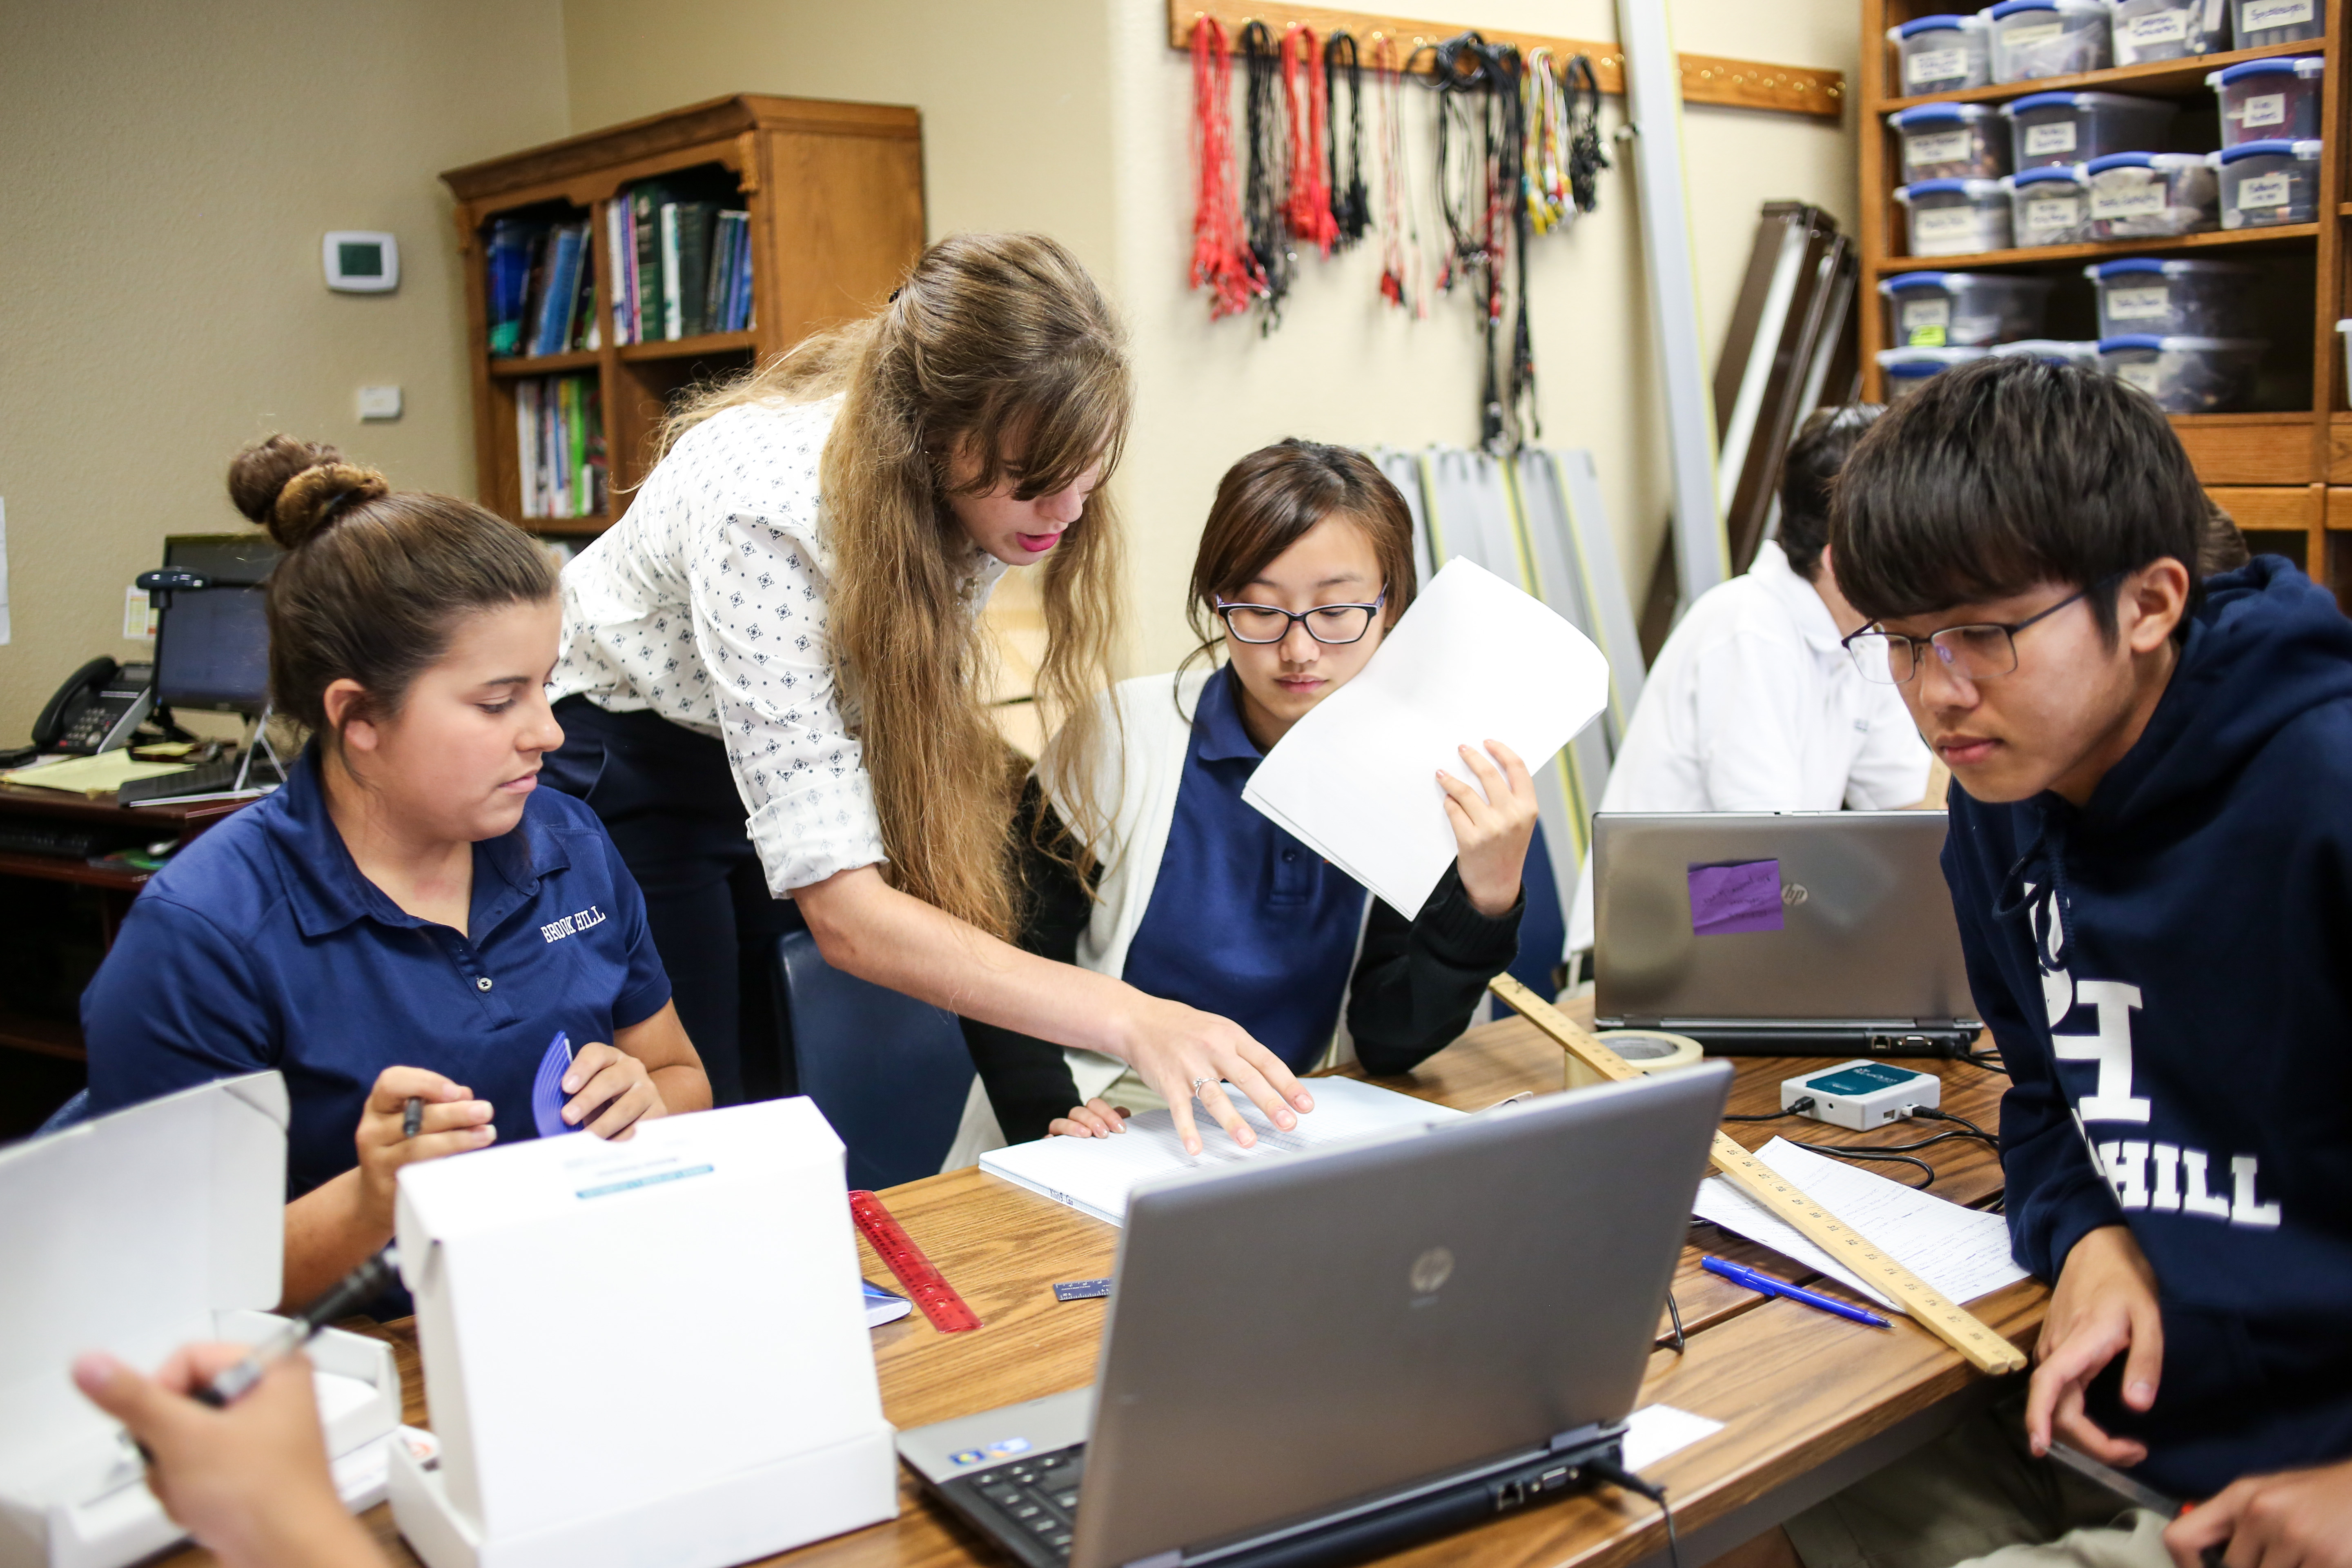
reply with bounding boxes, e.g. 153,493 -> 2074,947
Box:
0,1074 -> 399,1568
1780,1060 -> 1942,1130
389,1097 -> 896,1568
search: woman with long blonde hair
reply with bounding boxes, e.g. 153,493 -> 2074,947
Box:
546,232 -> 1308,1153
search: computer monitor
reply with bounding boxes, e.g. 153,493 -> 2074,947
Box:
155,585 -> 271,715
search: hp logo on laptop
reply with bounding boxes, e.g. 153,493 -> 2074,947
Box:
1409,1247 -> 1455,1296
1782,883 -> 1809,906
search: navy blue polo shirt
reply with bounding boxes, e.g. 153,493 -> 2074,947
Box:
1123,665 -> 1369,1072
84,748 -> 672,1202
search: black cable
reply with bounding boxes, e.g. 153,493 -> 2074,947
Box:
1584,1456 -> 1681,1568
1323,30 -> 1369,246
1724,1096 -> 1815,1123
1958,1049 -> 2009,1074
1783,1140 -> 1938,1189
1240,20 -> 1292,331
1909,1106 -> 1999,1145
1659,1287 -> 1686,1354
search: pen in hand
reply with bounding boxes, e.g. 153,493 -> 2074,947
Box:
402,1096 -> 423,1139
192,1247 -> 403,1408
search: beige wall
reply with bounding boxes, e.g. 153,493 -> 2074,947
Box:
1104,0 -> 1861,673
0,0 -> 1857,738
0,0 -> 570,739
557,0 -> 1858,675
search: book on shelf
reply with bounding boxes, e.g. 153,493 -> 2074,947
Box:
487,216 -> 596,359
514,375 -> 606,521
610,180 -> 752,344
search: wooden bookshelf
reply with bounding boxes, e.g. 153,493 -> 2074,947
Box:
1860,2 -> 2348,601
442,94 -> 925,534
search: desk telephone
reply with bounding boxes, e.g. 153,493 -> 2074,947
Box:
31,658 -> 156,754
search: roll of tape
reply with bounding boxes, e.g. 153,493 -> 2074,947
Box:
1566,1029 -> 1707,1089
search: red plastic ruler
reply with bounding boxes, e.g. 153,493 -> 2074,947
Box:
849,1189 -> 982,1334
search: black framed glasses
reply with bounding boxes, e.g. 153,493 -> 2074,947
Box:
1213,589 -> 1389,646
1842,574 -> 2123,686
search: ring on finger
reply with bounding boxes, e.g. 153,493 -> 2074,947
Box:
1190,1075 -> 1214,1097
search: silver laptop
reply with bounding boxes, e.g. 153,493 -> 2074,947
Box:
1593,811 -> 1980,1056
898,1064 -> 1732,1568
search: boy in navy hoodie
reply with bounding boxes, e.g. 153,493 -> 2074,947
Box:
1777,355 -> 2352,1567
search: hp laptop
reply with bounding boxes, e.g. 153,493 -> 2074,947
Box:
898,1065 -> 1731,1568
1592,811 -> 1981,1057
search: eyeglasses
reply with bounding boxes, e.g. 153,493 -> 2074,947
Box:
1842,575 -> 2121,686
1213,589 -> 1389,646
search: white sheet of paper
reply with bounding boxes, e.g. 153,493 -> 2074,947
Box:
979,1076 -> 1463,1225
1241,557 -> 1611,916
1692,1137 -> 2029,1312
1621,1403 -> 1726,1472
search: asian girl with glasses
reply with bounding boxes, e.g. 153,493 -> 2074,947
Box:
959,440 -> 1542,1144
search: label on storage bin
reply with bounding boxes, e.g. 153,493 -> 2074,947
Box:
1900,299 -> 1953,331
2025,122 -> 2079,156
2002,22 -> 2066,48
2116,359 -> 2164,394
2241,92 -> 2289,129
2106,284 -> 2172,320
2243,0 -> 2315,27
2092,180 -> 2166,220
1911,207 -> 1990,247
1906,129 -> 1972,166
2236,171 -> 2293,209
2023,195 -> 2084,234
1907,46 -> 1969,83
2123,9 -> 2191,43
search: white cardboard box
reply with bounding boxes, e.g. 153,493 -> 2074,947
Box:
389,1096 -> 896,1568
0,1074 -> 399,1568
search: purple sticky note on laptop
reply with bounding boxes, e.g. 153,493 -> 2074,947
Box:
1687,860 -> 1784,936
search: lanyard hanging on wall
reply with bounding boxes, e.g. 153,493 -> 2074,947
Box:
1189,15 -> 1265,321
1324,31 -> 1370,248
1241,20 -> 1293,330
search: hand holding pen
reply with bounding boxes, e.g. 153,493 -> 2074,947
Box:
354,1067 -> 492,1236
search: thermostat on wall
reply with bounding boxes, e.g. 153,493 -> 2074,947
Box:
323,232 -> 399,292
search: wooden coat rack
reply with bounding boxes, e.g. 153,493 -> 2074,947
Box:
1167,0 -> 1845,121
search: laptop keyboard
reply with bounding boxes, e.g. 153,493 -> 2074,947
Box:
950,1445 -> 1088,1563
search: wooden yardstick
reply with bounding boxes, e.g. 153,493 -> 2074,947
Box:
1488,975 -> 2027,1376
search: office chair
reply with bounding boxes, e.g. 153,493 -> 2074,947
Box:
773,929 -> 977,1191
1508,820 -> 1569,998
36,1089 -> 90,1137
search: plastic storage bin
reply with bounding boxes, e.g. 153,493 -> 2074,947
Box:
1891,14 -> 1994,94
2087,258 -> 2260,338
2210,58 -> 2325,147
2009,166 -> 2096,246
1891,104 -> 2009,180
2215,139 -> 2322,228
2003,92 -> 2176,170
1897,180 -> 2013,256
2104,0 -> 2229,62
2085,152 -> 2219,238
2234,0 -> 2322,46
1990,339 -> 2104,368
2099,335 -> 2266,411
1879,271 -> 2056,347
1990,0 -> 2113,81
1878,347 -> 1990,399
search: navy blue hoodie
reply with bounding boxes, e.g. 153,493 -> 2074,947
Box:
1944,557 -> 2352,1499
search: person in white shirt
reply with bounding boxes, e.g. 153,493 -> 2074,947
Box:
546,232 -> 1311,1155
1567,405 -> 1935,957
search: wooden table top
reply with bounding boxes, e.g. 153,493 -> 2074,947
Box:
177,1009 -> 2038,1568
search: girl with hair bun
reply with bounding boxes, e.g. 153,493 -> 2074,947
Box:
549,231 -> 1307,1155
85,437 -> 709,1308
